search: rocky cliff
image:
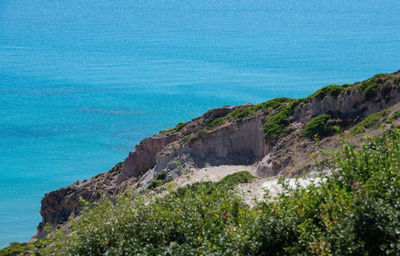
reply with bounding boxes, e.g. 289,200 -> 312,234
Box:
33,70 -> 400,239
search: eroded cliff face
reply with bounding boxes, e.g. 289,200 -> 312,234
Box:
153,116 -> 266,172
294,85 -> 400,122
120,134 -> 178,181
260,72 -> 400,178
34,71 -> 400,240
33,104 -> 250,238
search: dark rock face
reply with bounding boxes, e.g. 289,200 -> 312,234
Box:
36,186 -> 96,239
34,163 -> 124,239
34,72 -> 400,240
294,88 -> 400,122
121,134 -> 179,180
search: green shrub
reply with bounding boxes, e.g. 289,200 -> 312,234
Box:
255,97 -> 293,111
160,121 -> 191,134
148,171 -> 173,189
0,240 -> 48,256
41,181 -> 254,255
342,83 -> 353,88
308,85 -> 344,100
363,84 -> 378,100
206,116 -> 225,129
350,109 -> 390,135
0,242 -> 29,256
229,108 -> 256,119
301,114 -> 335,139
13,128 -> 400,255
175,171 -> 253,197
206,107 -> 257,130
289,97 -> 306,110
253,128 -> 400,255
180,134 -> 191,144
358,73 -> 391,101
263,106 -> 291,139
218,171 -> 254,188
205,98 -> 294,130
175,122 -> 189,131
206,98 -> 295,130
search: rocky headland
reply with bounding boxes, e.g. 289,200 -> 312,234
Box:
33,70 -> 400,240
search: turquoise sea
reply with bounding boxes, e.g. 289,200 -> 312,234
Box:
0,0 -> 399,248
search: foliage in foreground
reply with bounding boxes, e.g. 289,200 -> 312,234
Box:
4,129 -> 400,255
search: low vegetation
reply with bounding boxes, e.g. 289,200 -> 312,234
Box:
289,97 -> 306,110
254,97 -> 293,111
218,171 -> 254,187
206,98 -> 293,130
263,105 -> 291,139
0,242 -> 31,256
161,121 -> 191,134
7,128 -> 398,255
3,127 -> 400,255
308,84 -> 344,100
350,109 -> 390,135
358,73 -> 391,101
180,134 -> 191,144
165,73 -> 398,140
148,171 -> 173,189
301,113 -> 337,139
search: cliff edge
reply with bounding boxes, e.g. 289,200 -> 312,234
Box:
33,70 -> 400,240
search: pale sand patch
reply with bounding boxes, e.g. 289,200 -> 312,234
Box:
238,176 -> 327,206
168,164 -> 327,207
170,164 -> 268,206
172,164 -> 258,187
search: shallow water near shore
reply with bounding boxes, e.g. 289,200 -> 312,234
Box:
1,0 -> 400,248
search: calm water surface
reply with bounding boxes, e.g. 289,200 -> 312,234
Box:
0,0 -> 399,247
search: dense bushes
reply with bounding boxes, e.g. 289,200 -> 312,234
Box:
255,97 -> 293,111
0,242 -> 30,256
4,130 -> 400,255
206,116 -> 225,129
263,106 -> 291,139
358,73 -> 391,101
206,107 -> 256,130
40,175 -> 257,255
218,171 -> 254,187
308,85 -> 344,100
17,127 -> 398,255
206,98 -> 294,130
301,114 -> 336,139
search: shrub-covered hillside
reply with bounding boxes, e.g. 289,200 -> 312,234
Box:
3,127 -> 400,255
